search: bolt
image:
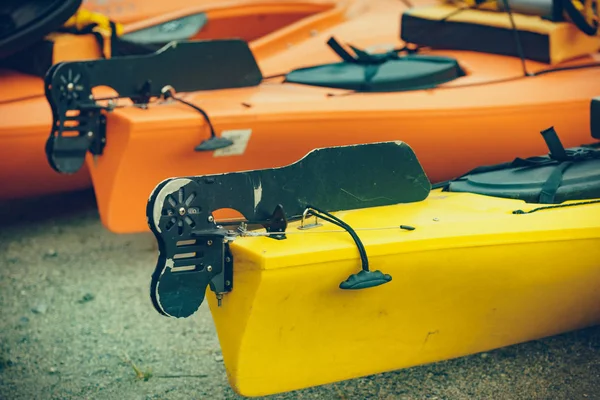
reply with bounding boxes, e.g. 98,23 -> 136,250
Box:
89,94 -> 94,100
225,280 -> 231,286
207,240 -> 213,246
207,265 -> 213,272
178,207 -> 186,216
67,82 -> 74,91
208,216 -> 214,222
225,257 -> 231,262
87,131 -> 93,137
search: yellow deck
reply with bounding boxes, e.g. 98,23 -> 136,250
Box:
204,190 -> 600,396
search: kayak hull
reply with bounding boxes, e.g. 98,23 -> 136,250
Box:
204,190 -> 600,396
92,90 -> 595,233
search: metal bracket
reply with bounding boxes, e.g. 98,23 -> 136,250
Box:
44,39 -> 263,174
298,208 -> 323,230
261,204 -> 288,240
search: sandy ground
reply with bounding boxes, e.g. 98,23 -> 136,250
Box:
1,189 -> 600,400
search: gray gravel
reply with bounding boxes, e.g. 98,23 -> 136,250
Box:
1,189 -> 600,400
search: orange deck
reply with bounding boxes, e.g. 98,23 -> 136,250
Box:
83,2 -> 600,233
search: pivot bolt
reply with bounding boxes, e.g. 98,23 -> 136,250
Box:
178,207 -> 186,216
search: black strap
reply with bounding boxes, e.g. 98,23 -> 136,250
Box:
326,36 -> 409,89
538,161 -> 573,204
326,37 -> 358,63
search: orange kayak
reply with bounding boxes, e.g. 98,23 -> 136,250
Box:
83,0 -> 337,26
43,1 -> 600,233
0,0 -> 368,200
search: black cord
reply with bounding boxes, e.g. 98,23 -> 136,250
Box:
500,0 -> 531,76
162,90 -> 217,140
513,199 -> 600,214
305,205 -> 370,272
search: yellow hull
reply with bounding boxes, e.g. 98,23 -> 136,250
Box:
206,190 -> 600,396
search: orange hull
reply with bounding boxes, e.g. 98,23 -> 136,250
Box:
83,2 -> 600,233
83,0 -> 335,25
0,0 -> 364,200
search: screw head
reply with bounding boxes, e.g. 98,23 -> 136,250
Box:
208,216 -> 214,222
207,240 -> 213,246
87,131 -> 93,137
67,82 -> 74,91
178,207 -> 186,216
225,280 -> 231,286
225,257 -> 231,262
207,265 -> 213,272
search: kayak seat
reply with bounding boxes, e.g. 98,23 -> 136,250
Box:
444,128 -> 600,204
400,4 -> 600,65
284,37 -> 465,92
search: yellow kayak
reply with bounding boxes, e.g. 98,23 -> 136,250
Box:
146,113 -> 600,396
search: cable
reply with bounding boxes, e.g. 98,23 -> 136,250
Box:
161,87 -> 218,141
305,205 -> 371,272
500,0 -> 531,76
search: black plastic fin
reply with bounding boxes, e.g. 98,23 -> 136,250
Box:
339,270 -> 392,290
147,141 -> 431,318
263,204 -> 288,240
194,136 -> 234,151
